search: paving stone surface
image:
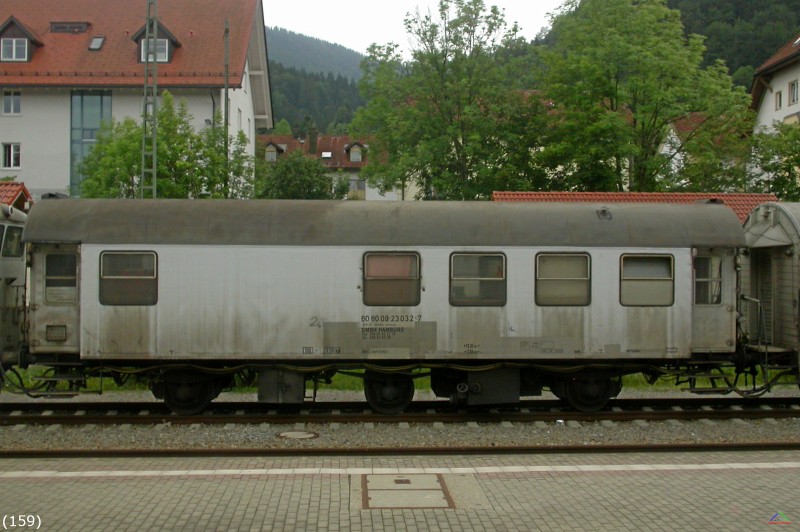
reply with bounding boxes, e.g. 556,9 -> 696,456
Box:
0,451 -> 798,531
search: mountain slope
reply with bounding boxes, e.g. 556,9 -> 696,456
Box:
266,26 -> 364,81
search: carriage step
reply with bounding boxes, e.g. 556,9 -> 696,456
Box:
683,387 -> 734,394
26,391 -> 80,398
32,375 -> 86,383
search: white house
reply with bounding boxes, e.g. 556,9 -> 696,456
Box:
0,0 -> 273,198
751,33 -> 800,130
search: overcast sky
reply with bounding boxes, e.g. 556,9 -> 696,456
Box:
263,0 -> 566,55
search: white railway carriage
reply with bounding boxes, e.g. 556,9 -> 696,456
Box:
8,199 -> 746,413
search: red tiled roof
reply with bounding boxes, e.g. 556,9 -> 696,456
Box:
0,0 -> 258,88
258,134 -> 369,171
755,33 -> 800,76
751,33 -> 800,110
0,182 -> 32,211
491,191 -> 779,223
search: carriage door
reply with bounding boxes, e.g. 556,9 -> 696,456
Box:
28,244 -> 80,354
692,249 -> 737,351
754,250 -> 775,345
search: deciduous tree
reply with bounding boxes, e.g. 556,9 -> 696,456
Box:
352,0 -> 548,199
255,150 -> 348,199
539,0 -> 753,192
80,92 -> 254,198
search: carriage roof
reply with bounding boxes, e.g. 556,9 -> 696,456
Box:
23,199 -> 746,248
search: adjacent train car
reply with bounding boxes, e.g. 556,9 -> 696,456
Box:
741,202 -> 800,372
0,199 -> 753,414
0,205 -> 26,356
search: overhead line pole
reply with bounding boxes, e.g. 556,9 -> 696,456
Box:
141,0 -> 159,198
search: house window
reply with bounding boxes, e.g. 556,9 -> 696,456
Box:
99,252 -> 158,306
140,38 -> 168,63
2,91 -> 21,115
363,252 -> 421,306
2,143 -> 20,169
536,253 -> 591,306
70,90 -> 112,194
265,146 -> 278,162
620,255 -> 674,306
450,253 -> 506,306
45,254 -> 78,304
694,256 -> 722,305
776,90 -> 783,110
1,38 -> 27,61
791,81 -> 799,105
350,146 -> 362,162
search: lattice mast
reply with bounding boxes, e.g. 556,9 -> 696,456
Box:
140,0 -> 159,198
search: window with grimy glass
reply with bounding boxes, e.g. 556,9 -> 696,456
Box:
45,254 -> 78,304
536,253 -> 591,306
450,253 -> 506,306
99,252 -> 158,306
620,254 -> 674,306
694,256 -> 722,305
363,252 -> 421,306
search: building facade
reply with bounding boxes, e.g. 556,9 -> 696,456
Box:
0,0 -> 273,198
752,33 -> 800,130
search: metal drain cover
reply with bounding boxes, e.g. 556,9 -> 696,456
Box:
277,431 -> 319,439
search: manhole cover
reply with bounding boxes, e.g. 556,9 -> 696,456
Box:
277,431 -> 319,439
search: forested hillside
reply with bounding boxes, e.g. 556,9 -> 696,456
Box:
265,27 -> 364,135
666,0 -> 800,87
266,27 -> 363,81
268,61 -> 364,136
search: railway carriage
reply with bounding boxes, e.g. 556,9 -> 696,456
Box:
0,198 -> 755,414
741,202 -> 800,373
0,205 -> 26,356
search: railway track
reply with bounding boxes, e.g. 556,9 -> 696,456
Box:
4,441 -> 800,460
2,397 -> 799,426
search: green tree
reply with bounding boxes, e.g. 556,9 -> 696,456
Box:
270,118 -> 293,135
81,92 -> 254,198
255,150 -> 348,199
352,0 -> 547,200
751,122 -> 800,201
197,113 -> 255,199
540,0 -> 753,192
79,117 -> 142,198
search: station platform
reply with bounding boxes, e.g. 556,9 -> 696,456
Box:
1,450 -> 798,531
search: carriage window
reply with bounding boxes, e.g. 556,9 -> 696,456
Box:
620,255 -> 673,306
45,254 -> 77,304
363,253 -> 420,306
536,253 -> 590,306
695,256 -> 722,305
2,226 -> 23,257
450,253 -> 506,306
99,252 -> 157,306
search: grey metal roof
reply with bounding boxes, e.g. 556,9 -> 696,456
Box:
22,199 -> 746,248
744,202 -> 800,247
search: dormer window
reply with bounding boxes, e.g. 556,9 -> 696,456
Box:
1,38 -> 27,61
349,145 -> 362,163
265,145 -> 278,162
132,23 -> 180,64
141,38 -> 169,63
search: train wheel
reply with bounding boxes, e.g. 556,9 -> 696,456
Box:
364,372 -> 414,415
163,376 -> 215,415
564,378 -> 614,413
